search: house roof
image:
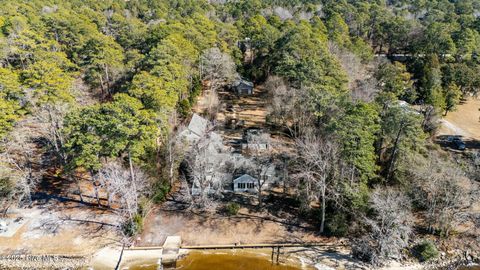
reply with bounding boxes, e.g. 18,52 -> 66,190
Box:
262,165 -> 276,177
180,129 -> 201,141
233,174 -> 257,183
233,79 -> 253,88
188,113 -> 208,137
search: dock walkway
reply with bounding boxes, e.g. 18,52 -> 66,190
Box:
128,242 -> 345,251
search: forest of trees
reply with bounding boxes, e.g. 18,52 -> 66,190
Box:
0,0 -> 479,266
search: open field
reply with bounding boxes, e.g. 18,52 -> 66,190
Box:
438,98 -> 480,141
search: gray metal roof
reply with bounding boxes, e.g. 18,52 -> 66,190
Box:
233,174 -> 257,183
188,113 -> 208,137
233,79 -> 254,88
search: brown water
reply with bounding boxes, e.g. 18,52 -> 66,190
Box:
128,251 -> 309,270
176,252 -> 308,270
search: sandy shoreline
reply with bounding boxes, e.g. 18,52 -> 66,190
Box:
88,244 -> 425,270
1,243 -> 477,269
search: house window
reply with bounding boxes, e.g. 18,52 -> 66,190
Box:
247,183 -> 254,189
238,183 -> 246,189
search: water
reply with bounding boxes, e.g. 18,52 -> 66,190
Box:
175,252 -> 308,270
128,251 -> 308,270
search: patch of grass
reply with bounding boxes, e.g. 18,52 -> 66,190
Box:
413,241 -> 439,262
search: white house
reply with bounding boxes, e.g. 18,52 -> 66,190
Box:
233,174 -> 258,193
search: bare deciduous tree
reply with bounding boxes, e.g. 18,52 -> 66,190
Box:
0,126 -> 40,214
293,134 -> 341,233
265,76 -> 314,138
160,122 -> 186,187
411,153 -> 472,236
98,161 -> 151,231
35,102 -> 70,165
200,47 -> 238,92
199,48 -> 237,120
204,88 -> 220,120
240,131 -> 274,207
353,188 -> 413,265
185,132 -> 232,208
328,42 -> 379,102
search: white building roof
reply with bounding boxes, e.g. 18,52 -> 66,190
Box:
181,113 -> 209,142
233,174 -> 257,184
188,113 -> 208,137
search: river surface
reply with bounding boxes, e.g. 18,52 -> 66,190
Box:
128,251 -> 310,270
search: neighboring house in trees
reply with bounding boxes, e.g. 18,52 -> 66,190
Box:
232,79 -> 254,95
242,129 -> 270,152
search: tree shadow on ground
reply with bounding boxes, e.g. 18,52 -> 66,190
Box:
435,135 -> 480,151
160,191 -> 316,236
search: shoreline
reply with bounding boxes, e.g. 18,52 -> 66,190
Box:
85,245 -> 420,270
1,244 -> 478,269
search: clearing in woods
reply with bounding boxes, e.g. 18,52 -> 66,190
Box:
139,85 -> 316,247
438,97 -> 480,141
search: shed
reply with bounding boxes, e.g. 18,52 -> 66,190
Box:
232,79 -> 254,95
233,174 -> 257,193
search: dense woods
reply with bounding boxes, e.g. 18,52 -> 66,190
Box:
0,0 -> 479,267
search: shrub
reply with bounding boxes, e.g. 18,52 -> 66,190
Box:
0,177 -> 12,198
188,77 -> 202,104
177,99 -> 192,118
225,202 -> 240,215
152,181 -> 170,203
414,241 -> 439,262
122,213 -> 144,236
325,212 -> 349,237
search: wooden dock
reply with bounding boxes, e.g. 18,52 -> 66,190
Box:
181,242 -> 345,250
125,240 -> 346,265
162,236 -> 182,265
181,242 -> 346,264
127,242 -> 345,251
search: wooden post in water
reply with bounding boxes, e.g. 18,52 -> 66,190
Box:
114,243 -> 125,270
276,247 -> 280,264
271,247 -> 274,262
